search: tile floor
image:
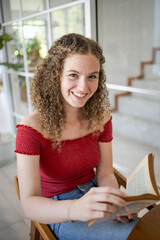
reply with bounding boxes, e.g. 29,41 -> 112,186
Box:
0,134 -> 160,240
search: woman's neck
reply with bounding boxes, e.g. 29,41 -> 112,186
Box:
65,104 -> 81,125
62,107 -> 89,140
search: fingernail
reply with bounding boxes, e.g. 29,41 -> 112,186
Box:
121,201 -> 126,206
122,192 -> 127,197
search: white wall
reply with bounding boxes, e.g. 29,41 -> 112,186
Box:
154,0 -> 160,47
98,0 -> 159,86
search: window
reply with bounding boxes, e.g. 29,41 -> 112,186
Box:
0,0 -> 94,133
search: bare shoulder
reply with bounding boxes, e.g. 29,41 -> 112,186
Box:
102,109 -> 111,125
19,111 -> 41,132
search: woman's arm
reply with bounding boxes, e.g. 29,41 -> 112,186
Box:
96,141 -> 119,188
17,152 -> 126,224
17,153 -> 74,224
96,141 -> 137,222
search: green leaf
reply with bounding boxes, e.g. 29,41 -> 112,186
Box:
0,42 -> 3,49
0,62 -> 23,71
0,34 -> 12,49
0,33 -> 12,42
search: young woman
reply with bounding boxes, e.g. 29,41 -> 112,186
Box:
15,33 -> 138,240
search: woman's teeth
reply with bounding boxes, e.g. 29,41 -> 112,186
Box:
72,92 -> 87,98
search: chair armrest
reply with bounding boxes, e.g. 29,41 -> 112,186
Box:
114,168 -> 127,188
14,175 -> 58,240
34,222 -> 57,240
14,176 -> 20,200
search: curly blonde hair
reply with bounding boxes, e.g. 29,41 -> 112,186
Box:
31,33 -> 110,146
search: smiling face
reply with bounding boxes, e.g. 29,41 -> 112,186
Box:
60,53 -> 100,110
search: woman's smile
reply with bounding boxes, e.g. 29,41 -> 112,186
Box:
71,91 -> 88,98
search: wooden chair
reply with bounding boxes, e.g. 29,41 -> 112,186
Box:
14,170 -> 158,240
14,169 -> 126,240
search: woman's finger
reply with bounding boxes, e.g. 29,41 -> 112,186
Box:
128,213 -> 138,219
93,202 -> 118,213
90,186 -> 127,198
117,216 -> 130,223
111,218 -> 119,223
91,192 -> 126,207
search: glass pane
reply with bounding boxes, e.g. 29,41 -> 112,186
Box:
2,0 -> 21,23
52,3 -> 85,42
49,0 -> 77,8
52,9 -> 66,40
0,47 -> 3,90
23,15 -> 48,72
9,74 -> 29,116
22,0 -> 46,17
0,72 -> 2,91
5,23 -> 25,72
68,4 -> 84,34
0,74 -> 12,133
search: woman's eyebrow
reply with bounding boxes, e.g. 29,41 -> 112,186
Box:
89,71 -> 99,75
67,70 -> 99,74
67,70 -> 79,73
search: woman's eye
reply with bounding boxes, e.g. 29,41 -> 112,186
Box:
69,73 -> 78,78
89,75 -> 97,80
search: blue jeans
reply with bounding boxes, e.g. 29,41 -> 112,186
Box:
49,178 -> 139,240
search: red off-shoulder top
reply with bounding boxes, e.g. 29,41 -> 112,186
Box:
15,117 -> 113,198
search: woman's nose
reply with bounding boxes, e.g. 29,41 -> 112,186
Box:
77,78 -> 88,92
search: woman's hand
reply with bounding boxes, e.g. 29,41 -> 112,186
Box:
68,186 -> 127,222
112,213 -> 138,223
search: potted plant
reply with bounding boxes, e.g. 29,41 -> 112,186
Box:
27,36 -> 42,65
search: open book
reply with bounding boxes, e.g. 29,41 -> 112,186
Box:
89,153 -> 160,227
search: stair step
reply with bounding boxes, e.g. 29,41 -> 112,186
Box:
112,112 -> 160,149
118,95 -> 160,123
132,78 -> 160,89
144,64 -> 160,79
132,79 -> 160,101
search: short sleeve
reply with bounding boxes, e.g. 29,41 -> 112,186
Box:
15,125 -> 42,155
98,117 -> 113,142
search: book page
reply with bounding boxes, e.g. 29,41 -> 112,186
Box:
115,199 -> 157,216
126,155 -> 156,196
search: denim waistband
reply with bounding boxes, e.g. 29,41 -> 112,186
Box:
51,177 -> 97,201
76,177 -> 97,193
